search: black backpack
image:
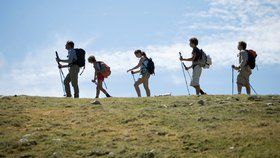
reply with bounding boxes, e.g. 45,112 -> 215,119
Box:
246,50 -> 257,69
144,58 -> 155,75
73,48 -> 86,67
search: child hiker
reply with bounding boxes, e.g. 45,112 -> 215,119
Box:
88,55 -> 112,98
127,50 -> 152,97
232,41 -> 253,95
180,37 -> 207,95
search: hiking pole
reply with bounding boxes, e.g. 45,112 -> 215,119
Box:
243,76 -> 258,95
131,71 -> 136,83
232,67 -> 234,95
103,81 -> 108,90
249,82 -> 258,95
179,52 -> 190,95
55,51 -> 66,96
183,62 -> 192,80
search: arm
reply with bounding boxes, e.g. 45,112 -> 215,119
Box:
132,70 -> 141,74
180,52 -> 196,61
233,51 -> 248,70
92,65 -> 98,83
56,51 -> 69,69
239,51 -> 248,69
58,50 -> 76,64
127,58 -> 145,72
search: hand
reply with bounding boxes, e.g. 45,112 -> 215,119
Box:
56,58 -> 61,62
179,56 -> 183,61
131,71 -> 135,74
91,79 -> 96,83
58,64 -> 62,69
184,66 -> 189,71
231,65 -> 235,69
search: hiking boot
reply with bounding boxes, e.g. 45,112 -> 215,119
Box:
200,90 -> 207,95
106,94 -> 112,98
74,94 -> 79,98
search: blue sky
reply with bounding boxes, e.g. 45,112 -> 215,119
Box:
0,0 -> 279,98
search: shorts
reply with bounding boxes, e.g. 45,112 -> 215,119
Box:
97,73 -> 105,82
237,66 -> 252,86
140,71 -> 150,79
190,65 -> 202,87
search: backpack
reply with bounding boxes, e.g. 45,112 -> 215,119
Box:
144,58 -> 155,75
200,49 -> 212,69
98,62 -> 111,78
73,48 -> 86,67
246,49 -> 257,69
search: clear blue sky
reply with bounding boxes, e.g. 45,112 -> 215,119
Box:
0,0 -> 279,97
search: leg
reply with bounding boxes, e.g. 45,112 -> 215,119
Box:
98,80 -> 111,97
134,78 -> 144,97
70,65 -> 80,98
237,84 -> 242,94
190,65 -> 202,96
194,86 -> 201,95
245,83 -> 251,95
142,75 -> 150,97
95,80 -> 102,98
64,73 -> 71,97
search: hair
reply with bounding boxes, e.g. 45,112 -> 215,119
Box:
134,49 -> 147,58
88,55 -> 96,63
66,40 -> 74,48
189,37 -> 198,46
238,41 -> 247,50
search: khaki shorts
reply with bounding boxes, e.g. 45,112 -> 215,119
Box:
190,65 -> 202,87
237,66 -> 252,86
141,71 -> 150,79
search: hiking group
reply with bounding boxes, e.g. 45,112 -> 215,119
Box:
55,38 -> 257,98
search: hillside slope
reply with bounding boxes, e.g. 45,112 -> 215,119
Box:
0,95 -> 279,157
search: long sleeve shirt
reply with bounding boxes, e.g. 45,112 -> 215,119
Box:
61,48 -> 77,64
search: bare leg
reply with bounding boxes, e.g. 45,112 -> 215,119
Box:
237,84 -> 242,94
96,80 -> 110,98
143,77 -> 150,97
95,81 -> 101,98
194,86 -> 201,95
134,78 -> 144,97
245,84 -> 251,95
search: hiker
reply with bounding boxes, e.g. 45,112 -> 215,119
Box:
232,41 -> 252,95
127,50 -> 152,97
179,37 -> 207,95
88,55 -> 112,98
56,41 -> 80,98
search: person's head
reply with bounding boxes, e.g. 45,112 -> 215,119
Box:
238,41 -> 247,50
65,41 -> 74,50
189,37 -> 198,48
134,49 -> 146,58
88,55 -> 96,64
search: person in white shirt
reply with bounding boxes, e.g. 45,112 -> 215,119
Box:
232,41 -> 252,95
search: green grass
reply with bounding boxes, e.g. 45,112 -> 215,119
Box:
0,95 -> 279,157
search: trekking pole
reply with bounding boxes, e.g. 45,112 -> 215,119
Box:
183,62 -> 192,80
249,82 -> 258,95
103,81 -> 108,90
179,52 -> 190,95
232,67 -> 234,95
56,51 -> 66,96
131,71 -> 136,83
244,76 -> 258,95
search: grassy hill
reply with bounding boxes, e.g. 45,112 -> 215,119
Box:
0,95 -> 279,158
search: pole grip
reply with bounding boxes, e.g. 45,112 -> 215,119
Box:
179,52 -> 182,58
